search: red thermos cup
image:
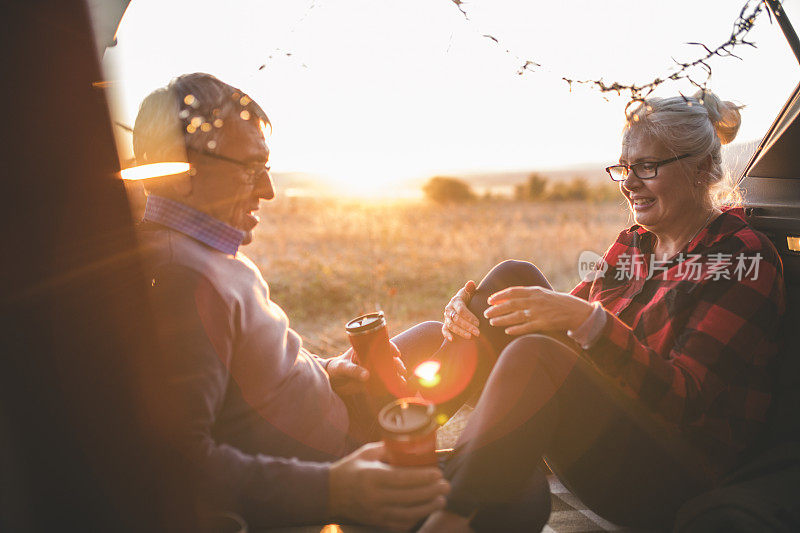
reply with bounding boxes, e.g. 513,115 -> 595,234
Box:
378,398 -> 438,467
346,312 -> 408,403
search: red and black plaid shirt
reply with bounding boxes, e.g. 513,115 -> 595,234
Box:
571,207 -> 785,472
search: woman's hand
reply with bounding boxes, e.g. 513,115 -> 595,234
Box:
484,286 -> 593,336
442,280 -> 481,341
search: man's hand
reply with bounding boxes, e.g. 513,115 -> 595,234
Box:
329,442 -> 450,531
326,348 -> 369,396
327,346 -> 407,396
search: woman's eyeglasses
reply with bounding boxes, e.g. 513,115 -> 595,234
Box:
605,153 -> 694,181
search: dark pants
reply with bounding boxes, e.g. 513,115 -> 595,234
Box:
391,260 -> 716,532
673,442 -> 800,533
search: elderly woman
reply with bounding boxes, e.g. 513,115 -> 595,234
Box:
411,91 -> 786,532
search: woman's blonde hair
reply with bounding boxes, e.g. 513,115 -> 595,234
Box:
623,90 -> 743,207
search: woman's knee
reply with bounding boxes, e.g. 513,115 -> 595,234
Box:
479,260 -> 550,292
468,262 -> 550,325
416,320 -> 444,333
396,320 -> 442,338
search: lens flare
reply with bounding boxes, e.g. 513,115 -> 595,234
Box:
119,162 -> 191,181
414,360 -> 442,388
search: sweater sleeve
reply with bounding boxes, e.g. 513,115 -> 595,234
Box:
311,353 -> 332,371
150,263 -> 331,526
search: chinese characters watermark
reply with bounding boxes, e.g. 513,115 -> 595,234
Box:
578,251 -> 762,282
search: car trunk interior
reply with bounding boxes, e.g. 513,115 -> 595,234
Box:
741,80 -> 800,447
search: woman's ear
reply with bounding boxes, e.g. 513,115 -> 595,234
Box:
696,154 -> 713,179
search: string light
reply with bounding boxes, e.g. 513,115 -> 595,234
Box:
449,0 -> 766,103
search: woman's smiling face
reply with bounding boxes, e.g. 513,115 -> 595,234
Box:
619,131 -> 702,234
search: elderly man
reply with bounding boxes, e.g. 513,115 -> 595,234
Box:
132,73 -> 450,530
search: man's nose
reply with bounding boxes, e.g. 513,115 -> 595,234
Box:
255,169 -> 275,200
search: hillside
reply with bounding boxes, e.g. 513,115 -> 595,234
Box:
272,139 -> 760,197
406,139 -> 760,188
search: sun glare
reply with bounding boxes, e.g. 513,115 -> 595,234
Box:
324,173 -> 394,198
414,360 -> 442,388
119,162 -> 190,181
315,169 -> 422,199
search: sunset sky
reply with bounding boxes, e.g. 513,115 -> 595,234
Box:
103,0 -> 800,195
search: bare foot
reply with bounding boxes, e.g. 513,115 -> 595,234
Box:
418,509 -> 473,533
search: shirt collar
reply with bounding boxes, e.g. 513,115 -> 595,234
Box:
694,206 -> 747,249
142,195 -> 244,255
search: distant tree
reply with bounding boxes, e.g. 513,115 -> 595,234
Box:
515,173 -> 548,201
546,177 -> 590,201
423,176 -> 476,203
592,183 -> 622,202
512,174 -> 621,203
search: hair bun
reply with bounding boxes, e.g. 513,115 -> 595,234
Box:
693,90 -> 742,145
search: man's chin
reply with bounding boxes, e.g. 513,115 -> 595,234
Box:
236,212 -> 259,246
240,230 -> 254,246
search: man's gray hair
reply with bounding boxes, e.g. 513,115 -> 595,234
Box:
133,73 -> 269,165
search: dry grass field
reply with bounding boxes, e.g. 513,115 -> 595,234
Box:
248,197 -> 630,356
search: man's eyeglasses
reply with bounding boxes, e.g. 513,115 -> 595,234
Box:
188,146 -> 270,185
605,153 -> 694,181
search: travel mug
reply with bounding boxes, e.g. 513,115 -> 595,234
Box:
346,312 -> 409,404
378,397 -> 438,467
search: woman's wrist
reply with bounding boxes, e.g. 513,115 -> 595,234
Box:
567,301 -> 607,350
568,296 -> 594,331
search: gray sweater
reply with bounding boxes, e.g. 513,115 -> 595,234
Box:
140,225 -> 349,526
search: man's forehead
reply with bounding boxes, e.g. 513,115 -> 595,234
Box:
218,118 -> 269,161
